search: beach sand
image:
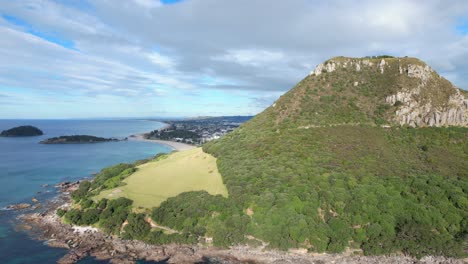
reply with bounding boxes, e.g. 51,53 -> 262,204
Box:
131,134 -> 195,151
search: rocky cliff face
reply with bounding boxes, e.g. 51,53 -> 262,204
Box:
310,57 -> 468,127
385,86 -> 467,127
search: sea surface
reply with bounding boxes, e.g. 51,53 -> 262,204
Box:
0,119 -> 172,264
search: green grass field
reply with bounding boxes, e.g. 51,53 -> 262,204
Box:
95,148 -> 228,209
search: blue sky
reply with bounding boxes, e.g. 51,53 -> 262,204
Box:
2,14 -> 75,49
161,0 -> 183,4
456,19 -> 468,34
0,0 -> 467,119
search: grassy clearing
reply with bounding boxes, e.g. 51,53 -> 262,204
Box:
95,148 -> 228,209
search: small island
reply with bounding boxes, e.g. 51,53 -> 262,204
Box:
0,125 -> 44,137
39,135 -> 121,144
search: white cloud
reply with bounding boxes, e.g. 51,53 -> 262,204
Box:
0,0 -> 467,118
213,49 -> 285,67
0,26 -> 194,96
147,52 -> 176,68
132,0 -> 162,8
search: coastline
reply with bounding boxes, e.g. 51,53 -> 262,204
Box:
131,134 -> 196,151
16,182 -> 466,264
132,121 -> 196,151
12,121 -> 466,263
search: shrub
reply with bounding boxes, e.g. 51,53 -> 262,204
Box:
123,213 -> 151,240
64,209 -> 82,225
56,208 -> 66,217
80,209 -> 100,225
71,181 -> 91,202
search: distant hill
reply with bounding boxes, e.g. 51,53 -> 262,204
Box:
0,125 -> 43,137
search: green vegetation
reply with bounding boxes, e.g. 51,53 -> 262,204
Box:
70,163 -> 138,202
364,55 -> 395,59
96,148 -> 228,208
63,197 -> 133,234
0,125 -> 43,137
68,153 -> 168,203
40,135 -> 119,144
256,56 -> 458,128
122,213 -> 151,240
60,149 -> 229,244
61,56 -> 467,258
152,191 -> 249,247
200,125 -> 467,257
146,129 -> 200,141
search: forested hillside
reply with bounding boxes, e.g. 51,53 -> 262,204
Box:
67,56 -> 467,258
203,125 -> 467,256
200,57 -> 467,256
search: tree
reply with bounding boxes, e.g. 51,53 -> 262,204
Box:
71,181 -> 91,202
81,209 -> 100,225
123,213 -> 151,240
64,209 -> 82,224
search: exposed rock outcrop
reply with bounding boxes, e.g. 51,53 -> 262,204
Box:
385,88 -> 467,127
311,61 -> 337,75
309,56 -> 467,127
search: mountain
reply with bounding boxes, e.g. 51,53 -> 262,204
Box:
250,56 -> 467,130
66,56 -> 467,258
197,56 -> 467,256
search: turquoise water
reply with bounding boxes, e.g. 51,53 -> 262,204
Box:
0,119 -> 172,263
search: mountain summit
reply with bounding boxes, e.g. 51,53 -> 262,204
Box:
260,56 -> 467,129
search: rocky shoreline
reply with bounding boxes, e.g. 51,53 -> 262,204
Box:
16,182 -> 467,264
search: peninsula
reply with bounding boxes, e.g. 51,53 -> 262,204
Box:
0,125 -> 43,137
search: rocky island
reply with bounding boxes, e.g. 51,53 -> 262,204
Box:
0,125 -> 43,137
39,135 -> 121,144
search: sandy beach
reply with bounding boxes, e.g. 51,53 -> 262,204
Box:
131,134 -> 195,151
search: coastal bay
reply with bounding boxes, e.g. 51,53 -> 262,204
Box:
0,119 -> 172,264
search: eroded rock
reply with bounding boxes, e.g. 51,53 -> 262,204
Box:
7,203 -> 32,210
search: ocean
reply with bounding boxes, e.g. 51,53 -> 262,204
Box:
0,119 -> 172,263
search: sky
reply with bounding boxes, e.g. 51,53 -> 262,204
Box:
0,0 -> 467,119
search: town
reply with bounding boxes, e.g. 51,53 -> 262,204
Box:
144,116 -> 252,145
